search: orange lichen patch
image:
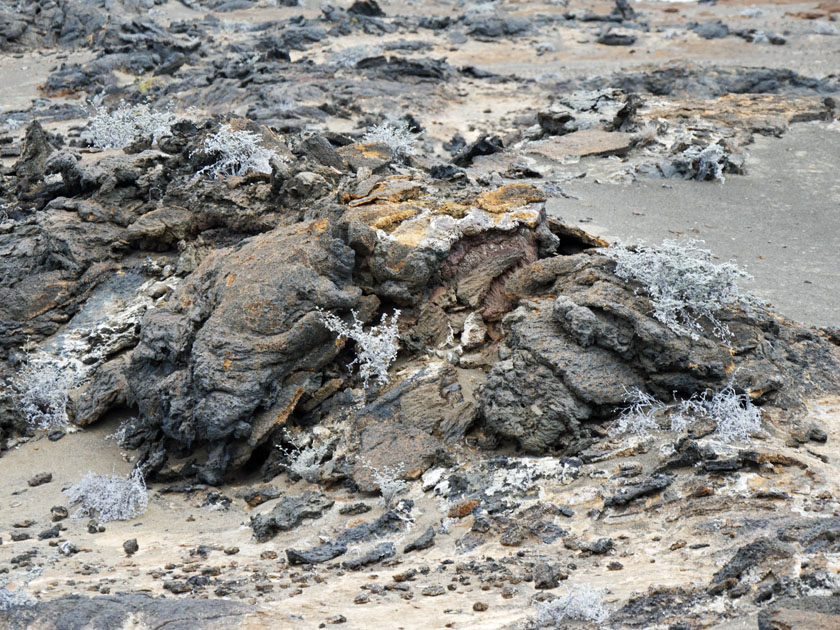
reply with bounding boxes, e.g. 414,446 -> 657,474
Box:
354,142 -> 392,159
505,209 -> 542,227
387,218 -> 431,249
249,386 -> 305,445
448,498 -> 481,518
434,201 -> 471,219
298,218 -> 329,235
336,142 -> 394,170
746,452 -> 808,469
474,184 -> 546,214
225,273 -> 236,287
346,177 -> 424,207
346,203 -> 423,232
223,359 -> 232,370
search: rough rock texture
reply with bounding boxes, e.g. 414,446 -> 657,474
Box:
0,593 -> 253,629
249,491 -> 334,542
481,252 -> 840,452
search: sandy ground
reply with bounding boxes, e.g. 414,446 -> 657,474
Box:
548,121 -> 840,328
3,397 -> 840,628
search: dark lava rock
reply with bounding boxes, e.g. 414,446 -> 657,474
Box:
579,63 -> 839,98
464,16 -> 530,40
298,135 -> 348,171
38,525 -> 61,540
613,0 -> 637,21
597,31 -> 637,46
357,56 -> 453,80
604,474 -> 673,507
339,503 -> 372,516
711,538 -> 794,586
242,487 -> 281,508
404,526 -> 436,553
28,472 -> 53,487
342,542 -> 396,570
807,427 -> 828,443
250,492 -> 334,542
123,539 -> 139,556
163,580 -> 193,594
777,517 -> 840,553
10,531 -> 30,542
693,21 -> 730,40
87,519 -> 105,534
533,563 -> 561,589
611,586 -> 698,627
536,89 -> 636,137
348,0 -> 385,17
579,537 -> 615,555
481,251 -> 840,453
286,541 -> 348,565
0,593 -> 253,629
337,510 -> 405,545
126,221 -> 363,484
500,525 -> 526,547
430,164 -> 464,180
452,135 -> 504,167
734,29 -> 786,45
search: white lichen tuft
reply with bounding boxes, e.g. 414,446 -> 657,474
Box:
700,384 -> 763,442
535,585 -> 610,626
84,103 -> 178,149
196,124 -> 277,177
12,353 -> 82,430
604,239 -> 757,339
612,387 -> 668,437
64,468 -> 148,523
362,459 -> 408,508
0,568 -> 40,612
613,384 -> 763,443
679,143 -> 728,182
362,119 -> 417,158
320,310 -> 400,389
277,429 -> 330,484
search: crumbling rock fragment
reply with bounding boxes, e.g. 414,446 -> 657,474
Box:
250,491 -> 334,542
286,542 -> 347,565
713,537 -> 796,587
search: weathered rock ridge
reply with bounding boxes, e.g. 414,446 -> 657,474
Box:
2,120 -> 839,491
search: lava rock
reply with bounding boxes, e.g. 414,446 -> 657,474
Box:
286,542 -> 347,565
123,539 -> 139,555
250,492 -> 335,542
342,542 -> 396,570
452,135 -> 504,167
711,538 -> 794,586
28,472 -> 53,487
604,475 -> 674,507
597,31 -> 637,46
404,526 -> 436,553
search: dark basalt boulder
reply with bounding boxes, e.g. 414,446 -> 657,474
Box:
125,220 -> 364,484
